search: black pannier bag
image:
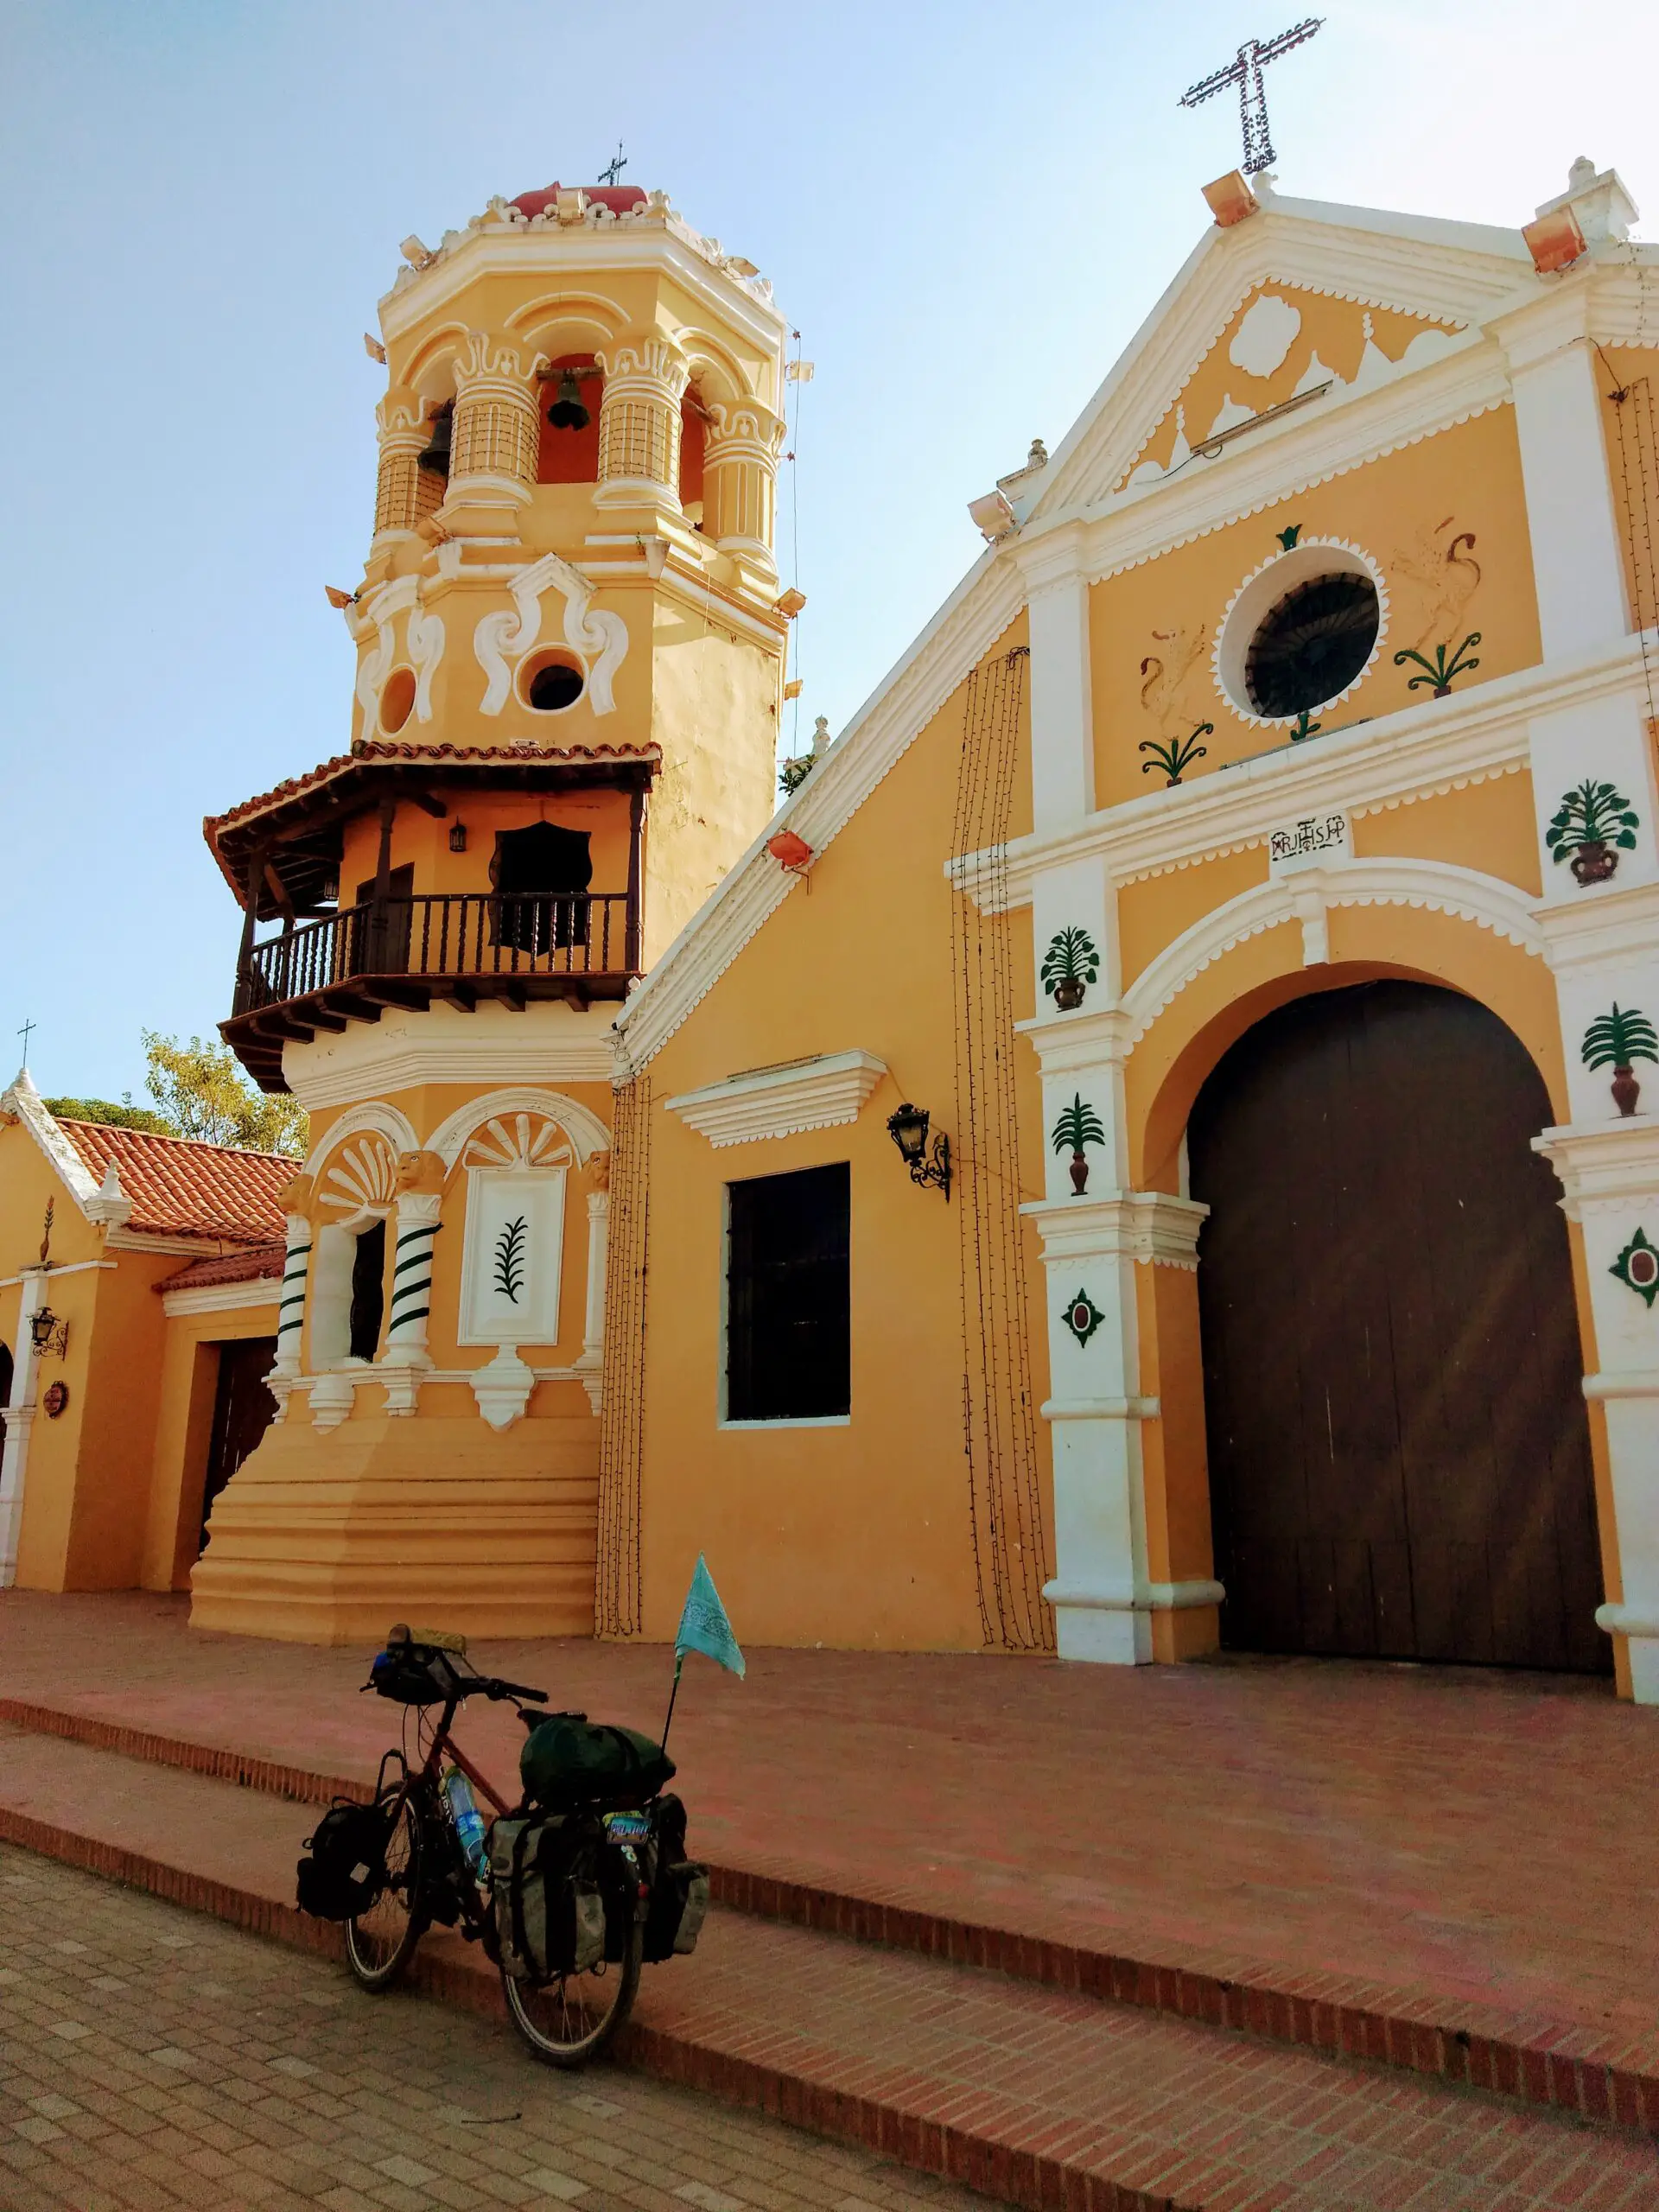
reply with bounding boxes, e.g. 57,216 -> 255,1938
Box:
519,1712 -> 675,1811
296,1797 -> 393,1921
490,1815 -> 607,1982
643,1792 -> 710,1963
368,1641 -> 464,1707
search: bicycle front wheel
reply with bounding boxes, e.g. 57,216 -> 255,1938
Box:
502,1927 -> 641,2068
346,1786 -> 425,1993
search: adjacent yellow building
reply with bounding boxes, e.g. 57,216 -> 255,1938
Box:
6,156 -> 1659,1702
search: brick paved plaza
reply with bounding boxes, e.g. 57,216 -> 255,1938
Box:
0,1844 -> 984,2212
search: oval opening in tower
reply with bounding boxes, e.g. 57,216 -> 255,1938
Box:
521,651 -> 586,714
379,666 -> 417,734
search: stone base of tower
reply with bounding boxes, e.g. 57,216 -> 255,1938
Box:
189,1412 -> 599,1647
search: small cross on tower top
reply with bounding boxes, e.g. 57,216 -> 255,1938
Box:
16,1017 -> 35,1069
598,142 -> 627,188
1179,18 -> 1323,175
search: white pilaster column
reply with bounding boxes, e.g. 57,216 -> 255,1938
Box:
1015,1006 -> 1210,1661
575,1189 -> 609,1416
1020,525 -> 1096,833
266,1211 -> 313,1423
702,401 -> 784,584
441,330 -> 541,529
0,1268 -> 47,1586
382,1191 -> 442,1417
1534,1121 -> 1659,1700
594,335 -> 690,513
372,393 -> 439,550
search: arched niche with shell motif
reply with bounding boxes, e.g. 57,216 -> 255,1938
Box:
308,1129 -> 401,1369
453,1109 -> 581,1350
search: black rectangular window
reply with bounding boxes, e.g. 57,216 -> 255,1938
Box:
726,1164 -> 850,1421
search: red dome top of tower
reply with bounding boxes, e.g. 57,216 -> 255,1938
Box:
511,182 -> 648,220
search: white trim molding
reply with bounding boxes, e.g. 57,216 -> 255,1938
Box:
1118,857 -> 1546,1048
161,1278 -> 282,1319
282,1002 -> 618,1109
473,550 -> 629,717
1043,1577 -> 1224,1612
303,1102 -> 420,1180
665,1051 -> 889,1147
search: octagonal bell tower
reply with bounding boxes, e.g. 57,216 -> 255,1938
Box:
192,180 -> 791,1645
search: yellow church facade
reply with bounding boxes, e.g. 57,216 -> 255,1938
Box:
5,156 -> 1659,1705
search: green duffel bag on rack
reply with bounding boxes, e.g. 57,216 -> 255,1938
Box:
520,1710 -> 676,1810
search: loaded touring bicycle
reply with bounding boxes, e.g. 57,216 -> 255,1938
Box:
296,1626 -> 709,2065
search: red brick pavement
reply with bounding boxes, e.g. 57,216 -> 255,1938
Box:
2,1735 -> 1655,2211
3,1592 -> 1653,2050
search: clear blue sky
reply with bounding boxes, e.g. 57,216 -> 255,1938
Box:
3,1 -> 1654,1103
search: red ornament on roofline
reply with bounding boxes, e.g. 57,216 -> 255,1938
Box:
766,830 -> 813,873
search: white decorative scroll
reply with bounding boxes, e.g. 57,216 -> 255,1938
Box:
472,551 -> 628,717
407,606 -> 445,722
1228,293 -> 1302,379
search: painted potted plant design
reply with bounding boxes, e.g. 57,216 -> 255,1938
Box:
1546,779 -> 1639,887
1052,1092 -> 1106,1195
1582,1002 -> 1659,1118
1041,926 -> 1100,1011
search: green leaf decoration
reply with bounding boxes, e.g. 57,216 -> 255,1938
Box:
1393,632 -> 1481,696
493,1214 -> 528,1304
1138,722 -> 1213,787
1275,524 -> 1302,550
1581,1003 -> 1659,1071
1051,1093 -> 1106,1156
1040,927 -> 1101,995
1062,1287 -> 1105,1347
1288,709 -> 1322,742
1611,1226 -> 1659,1308
1545,779 -> 1640,858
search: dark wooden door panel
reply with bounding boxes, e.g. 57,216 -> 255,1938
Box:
1189,982 -> 1608,1675
200,1338 -> 278,1554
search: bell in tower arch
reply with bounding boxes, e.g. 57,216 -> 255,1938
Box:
416,401 -> 453,475
545,368 -> 591,432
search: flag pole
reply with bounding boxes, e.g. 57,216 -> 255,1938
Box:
660,1652 -> 684,1756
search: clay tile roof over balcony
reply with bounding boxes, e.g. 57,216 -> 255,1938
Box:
154,1242 -> 287,1294
57,1122 -> 293,1245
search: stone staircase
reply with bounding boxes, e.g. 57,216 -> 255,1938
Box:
0,1703 -> 1649,2211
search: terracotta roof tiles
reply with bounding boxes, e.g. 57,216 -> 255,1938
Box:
154,1243 -> 286,1294
59,1122 -> 294,1244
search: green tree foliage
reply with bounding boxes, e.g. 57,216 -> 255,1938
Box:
142,1033 -> 308,1158
43,1096 -> 175,1135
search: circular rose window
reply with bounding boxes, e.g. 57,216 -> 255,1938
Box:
1213,539 -> 1388,728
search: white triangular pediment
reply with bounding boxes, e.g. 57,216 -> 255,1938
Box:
1024,186 -> 1539,529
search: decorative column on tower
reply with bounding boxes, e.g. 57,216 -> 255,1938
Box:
1494,210 -> 1659,1699
268,1182 -> 315,1421
439,330 -> 542,535
702,400 -> 785,583
593,334 -> 690,515
381,1152 -> 444,1417
372,393 -> 440,551
575,1154 -> 611,1416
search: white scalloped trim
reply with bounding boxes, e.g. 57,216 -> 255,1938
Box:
1211,536 -> 1391,730
1348,759 -> 1526,816
1118,278 -> 1467,487
1086,399 -> 1506,588
1116,836 -> 1268,887
1122,867 -> 1545,1049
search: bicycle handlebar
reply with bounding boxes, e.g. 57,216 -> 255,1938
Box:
483,1676 -> 548,1705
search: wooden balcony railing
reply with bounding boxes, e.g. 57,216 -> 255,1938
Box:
232,890 -> 637,1018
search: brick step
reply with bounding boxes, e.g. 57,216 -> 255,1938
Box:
0,1693 -> 1650,2139
0,1725 -> 1648,2212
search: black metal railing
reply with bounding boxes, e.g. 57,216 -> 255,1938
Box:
233,891 -> 636,1016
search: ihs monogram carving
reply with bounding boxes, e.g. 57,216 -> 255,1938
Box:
473,551 -> 628,717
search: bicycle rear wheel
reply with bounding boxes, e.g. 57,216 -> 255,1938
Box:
502,1926 -> 641,2068
346,1786 -> 425,1992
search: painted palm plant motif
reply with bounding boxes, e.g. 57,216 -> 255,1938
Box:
1052,1092 -> 1106,1195
1041,927 -> 1100,1010
1393,632 -> 1481,696
493,1215 -> 528,1304
1138,723 -> 1212,786
1581,1003 -> 1659,1118
1546,779 -> 1639,887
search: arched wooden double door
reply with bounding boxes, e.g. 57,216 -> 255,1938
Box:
1188,981 -> 1608,1673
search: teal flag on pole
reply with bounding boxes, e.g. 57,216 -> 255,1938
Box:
675,1554 -> 746,1679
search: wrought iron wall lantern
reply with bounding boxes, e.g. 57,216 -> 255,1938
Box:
887,1103 -> 951,1198
29,1304 -> 67,1359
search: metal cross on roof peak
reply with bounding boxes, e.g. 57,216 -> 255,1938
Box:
1179,18 -> 1323,175
598,142 -> 627,188
16,1017 -> 35,1067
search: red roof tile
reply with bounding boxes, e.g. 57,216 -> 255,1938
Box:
206,739 -> 662,839
155,1243 -> 286,1294
511,182 -> 647,219
59,1122 -> 293,1244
